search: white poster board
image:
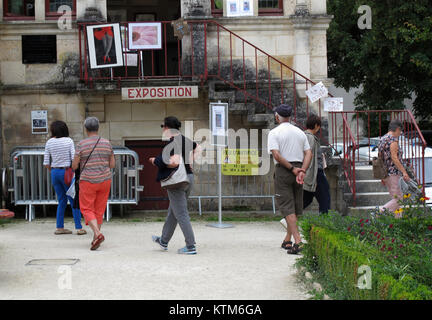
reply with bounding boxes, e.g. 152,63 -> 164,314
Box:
210,102 -> 228,146
305,81 -> 328,103
324,97 -> 344,112
31,110 -> 48,134
227,0 -> 253,17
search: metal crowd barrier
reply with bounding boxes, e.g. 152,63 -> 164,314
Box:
7,146 -> 143,222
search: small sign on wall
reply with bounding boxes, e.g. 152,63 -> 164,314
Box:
31,110 -> 48,134
226,0 -> 254,17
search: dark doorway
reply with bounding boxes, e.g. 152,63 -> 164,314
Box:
125,140 -> 169,210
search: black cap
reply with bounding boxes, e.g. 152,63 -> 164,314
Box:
161,116 -> 181,130
273,104 -> 292,118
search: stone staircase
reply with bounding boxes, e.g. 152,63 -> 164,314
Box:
344,166 -> 390,217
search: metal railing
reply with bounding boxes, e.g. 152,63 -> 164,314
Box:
189,160 -> 276,215
8,147 -> 143,221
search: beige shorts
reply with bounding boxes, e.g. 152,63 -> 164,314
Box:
274,163 -> 304,217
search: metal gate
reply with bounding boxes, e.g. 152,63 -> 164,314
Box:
7,146 -> 143,221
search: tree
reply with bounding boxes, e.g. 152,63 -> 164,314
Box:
327,0 -> 432,122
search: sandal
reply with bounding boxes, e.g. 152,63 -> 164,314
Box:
77,229 -> 87,235
54,229 -> 72,235
287,242 -> 304,255
281,241 -> 293,250
90,234 -> 105,251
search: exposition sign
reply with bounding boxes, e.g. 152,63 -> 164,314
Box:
122,86 -> 198,100
221,149 -> 259,176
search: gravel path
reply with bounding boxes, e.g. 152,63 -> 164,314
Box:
0,219 -> 310,300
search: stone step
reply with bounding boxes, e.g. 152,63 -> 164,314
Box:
354,166 -> 375,180
344,180 -> 388,193
345,191 -> 391,207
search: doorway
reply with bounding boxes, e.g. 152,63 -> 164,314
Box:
125,140 -> 169,210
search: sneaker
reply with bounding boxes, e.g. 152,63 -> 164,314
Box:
152,235 -> 168,251
177,246 -> 197,255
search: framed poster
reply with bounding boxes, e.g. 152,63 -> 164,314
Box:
86,23 -> 124,69
227,0 -> 240,17
128,22 -> 162,50
31,110 -> 48,134
210,102 -> 228,146
240,0 -> 253,16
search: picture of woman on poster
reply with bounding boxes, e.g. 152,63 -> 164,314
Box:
93,26 -> 117,65
86,23 -> 123,69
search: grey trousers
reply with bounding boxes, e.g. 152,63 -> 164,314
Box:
161,174 -> 196,248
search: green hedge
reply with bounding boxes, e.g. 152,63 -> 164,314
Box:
302,222 -> 432,300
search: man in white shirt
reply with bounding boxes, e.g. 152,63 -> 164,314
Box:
268,104 -> 312,254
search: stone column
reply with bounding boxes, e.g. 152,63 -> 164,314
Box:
35,0 -> 45,21
291,1 -> 312,79
76,0 -> 107,22
181,0 -> 211,78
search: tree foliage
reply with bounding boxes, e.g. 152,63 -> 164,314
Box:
327,0 -> 432,121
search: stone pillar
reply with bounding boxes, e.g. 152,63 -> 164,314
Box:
35,0 -> 45,21
76,0 -> 107,22
291,1 -> 312,79
182,0 -> 211,18
310,0 -> 326,15
181,0 -> 211,78
0,0 -> 3,22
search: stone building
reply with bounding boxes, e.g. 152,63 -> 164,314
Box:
0,0 -> 334,212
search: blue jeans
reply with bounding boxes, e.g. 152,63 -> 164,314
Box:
51,168 -> 83,229
303,169 -> 331,214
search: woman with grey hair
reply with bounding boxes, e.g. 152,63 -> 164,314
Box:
378,119 -> 410,216
72,117 -> 115,250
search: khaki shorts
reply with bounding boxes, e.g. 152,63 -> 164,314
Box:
274,163 -> 304,217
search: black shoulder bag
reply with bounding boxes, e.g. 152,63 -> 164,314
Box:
73,137 -> 101,209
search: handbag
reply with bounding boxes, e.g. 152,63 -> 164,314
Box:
160,156 -> 190,190
64,148 -> 74,186
372,151 -> 387,180
72,137 -> 101,209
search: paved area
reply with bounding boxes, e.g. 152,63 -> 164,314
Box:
0,219 -> 310,300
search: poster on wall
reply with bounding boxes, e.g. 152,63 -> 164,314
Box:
31,110 -> 48,134
86,23 -> 124,69
227,0 -> 240,17
128,22 -> 162,50
240,0 -> 253,16
227,0 -> 253,17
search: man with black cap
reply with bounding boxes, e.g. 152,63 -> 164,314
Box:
268,104 -> 312,254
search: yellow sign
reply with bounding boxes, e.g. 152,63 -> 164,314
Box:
221,149 -> 259,176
